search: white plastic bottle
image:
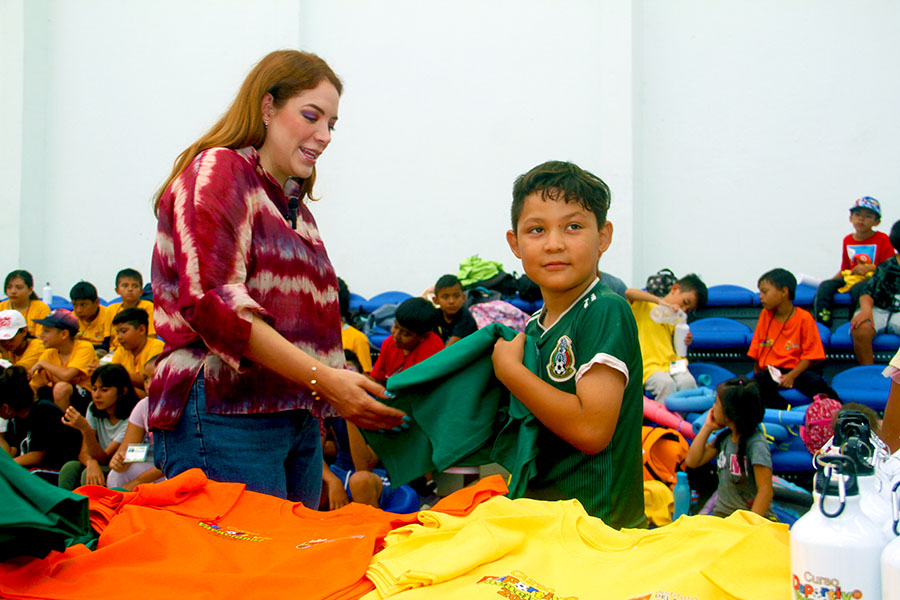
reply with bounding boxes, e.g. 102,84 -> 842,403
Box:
673,322 -> 690,357
41,282 -> 52,306
881,481 -> 900,598
790,455 -> 884,600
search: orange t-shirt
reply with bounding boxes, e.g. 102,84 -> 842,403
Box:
0,470 -> 508,600
748,306 -> 825,370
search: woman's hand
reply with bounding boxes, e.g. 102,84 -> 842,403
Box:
84,460 -> 106,486
62,407 -> 89,433
316,367 -> 406,431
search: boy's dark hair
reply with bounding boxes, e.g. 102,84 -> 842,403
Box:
890,220 -> 900,252
714,377 -> 765,477
116,268 -> 143,287
833,403 -> 881,434
394,297 -> 438,336
337,277 -> 351,321
70,281 -> 99,303
434,274 -> 462,294
344,349 -> 363,373
4,270 -> 39,300
0,366 -> 35,412
89,364 -> 140,420
511,161 -> 611,231
758,268 -> 796,301
112,307 -> 149,330
677,274 -> 708,310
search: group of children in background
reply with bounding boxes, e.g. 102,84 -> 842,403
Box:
2,164 -> 898,529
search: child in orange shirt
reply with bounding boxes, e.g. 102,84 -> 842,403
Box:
749,268 -> 838,408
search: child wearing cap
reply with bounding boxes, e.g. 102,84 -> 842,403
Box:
851,220 -> 900,364
29,309 -> 97,413
0,309 -> 45,373
814,196 -> 893,327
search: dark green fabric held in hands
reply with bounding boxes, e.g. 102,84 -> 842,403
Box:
362,323 -> 540,497
0,450 -> 90,560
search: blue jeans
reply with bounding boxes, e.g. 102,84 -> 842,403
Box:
154,371 -> 323,508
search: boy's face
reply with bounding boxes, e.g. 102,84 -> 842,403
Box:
390,321 -> 424,351
507,192 -> 612,297
757,280 -> 789,311
72,299 -> 100,321
116,277 -> 143,305
0,329 -> 26,352
435,284 -> 465,317
40,326 -> 69,349
850,208 -> 880,235
664,285 -> 699,313
142,360 -> 156,389
115,323 -> 146,352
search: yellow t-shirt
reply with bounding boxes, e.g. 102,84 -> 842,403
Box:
0,299 -> 51,337
0,337 -> 45,372
106,300 -> 156,351
111,337 -> 165,382
630,300 -> 682,384
363,496 -> 789,600
341,324 -> 373,373
76,304 -> 112,348
31,339 -> 96,389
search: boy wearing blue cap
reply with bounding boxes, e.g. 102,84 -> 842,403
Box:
814,196 -> 893,327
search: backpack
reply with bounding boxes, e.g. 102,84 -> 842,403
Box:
799,393 -> 843,454
468,300 -> 531,332
641,426 -> 690,489
646,268 -> 677,297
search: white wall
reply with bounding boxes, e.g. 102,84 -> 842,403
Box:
635,0 -> 900,289
5,1 -> 900,301
299,0 -> 635,297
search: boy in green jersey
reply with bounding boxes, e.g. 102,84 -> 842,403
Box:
492,160 -> 645,529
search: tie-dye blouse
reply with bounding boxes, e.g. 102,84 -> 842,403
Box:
148,146 -> 342,430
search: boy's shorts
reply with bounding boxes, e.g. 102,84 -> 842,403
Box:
329,464 -> 393,506
855,307 -> 900,334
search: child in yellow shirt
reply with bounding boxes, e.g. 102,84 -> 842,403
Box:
105,269 -> 155,352
1,270 -> 51,336
110,308 -> 165,397
30,310 -> 96,413
0,310 -> 45,372
70,281 -> 112,352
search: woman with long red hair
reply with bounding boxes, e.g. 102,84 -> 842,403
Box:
149,50 -> 405,506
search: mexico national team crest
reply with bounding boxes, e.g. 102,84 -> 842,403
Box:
547,335 -> 576,382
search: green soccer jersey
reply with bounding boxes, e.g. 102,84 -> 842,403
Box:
525,279 -> 646,529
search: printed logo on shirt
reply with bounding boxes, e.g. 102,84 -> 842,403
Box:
546,335 -> 576,382
716,450 -> 744,477
198,521 -> 269,542
295,534 -> 365,550
477,571 -> 577,599
783,340 -> 800,352
847,244 -> 877,265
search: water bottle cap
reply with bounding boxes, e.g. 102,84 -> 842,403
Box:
814,455 -> 859,497
676,471 -> 688,482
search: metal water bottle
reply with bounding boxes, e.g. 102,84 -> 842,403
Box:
881,481 -> 900,598
833,410 -> 893,543
790,455 -> 883,600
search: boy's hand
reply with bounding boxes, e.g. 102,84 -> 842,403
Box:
850,309 -> 874,330
61,407 -> 88,432
492,333 -> 526,377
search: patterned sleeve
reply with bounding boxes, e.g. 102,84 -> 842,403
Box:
162,149 -> 268,371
